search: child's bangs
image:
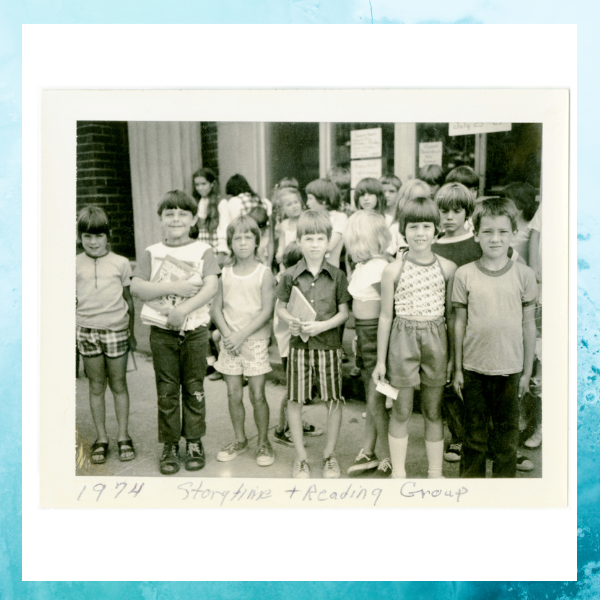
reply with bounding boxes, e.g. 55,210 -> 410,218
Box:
400,197 -> 440,234
157,190 -> 198,215
77,206 -> 110,236
297,210 -> 332,239
227,215 -> 261,252
435,183 -> 474,214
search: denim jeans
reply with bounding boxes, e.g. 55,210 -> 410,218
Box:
460,369 -> 520,478
150,325 -> 208,444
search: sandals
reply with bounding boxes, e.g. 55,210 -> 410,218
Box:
90,442 -> 108,465
117,439 -> 136,462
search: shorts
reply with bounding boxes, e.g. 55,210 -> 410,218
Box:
214,338 -> 272,377
76,326 -> 130,358
386,317 -> 447,388
288,347 -> 343,405
354,318 -> 379,377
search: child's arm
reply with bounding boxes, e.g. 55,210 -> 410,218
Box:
453,307 -> 467,399
372,261 -> 401,385
276,302 -> 303,337
122,286 -> 136,351
519,303 -> 537,398
224,269 -> 275,353
166,274 -> 219,330
210,277 -> 235,350
529,229 -> 541,282
300,303 -> 349,338
130,275 -> 202,302
439,256 -> 458,384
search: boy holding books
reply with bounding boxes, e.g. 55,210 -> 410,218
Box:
276,210 -> 351,479
131,191 -> 220,475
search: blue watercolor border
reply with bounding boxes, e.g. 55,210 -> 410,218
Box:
4,2 -> 597,598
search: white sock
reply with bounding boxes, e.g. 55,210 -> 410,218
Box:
426,439 -> 445,478
388,434 -> 408,478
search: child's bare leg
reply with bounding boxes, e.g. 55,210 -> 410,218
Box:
277,392 -> 288,432
84,355 -> 109,443
248,375 -> 269,446
388,388 -> 413,478
224,375 -> 247,442
421,385 -> 445,478
106,353 -> 131,442
362,411 -> 377,456
368,386 -> 390,459
323,401 -> 343,458
287,400 -> 307,461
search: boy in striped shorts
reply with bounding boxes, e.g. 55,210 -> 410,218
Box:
276,210 -> 351,479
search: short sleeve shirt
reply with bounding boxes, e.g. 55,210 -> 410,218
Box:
76,252 -> 132,331
452,259 -> 537,375
133,240 -> 220,330
276,258 -> 351,350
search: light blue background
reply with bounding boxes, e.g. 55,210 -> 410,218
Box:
3,2 -> 598,598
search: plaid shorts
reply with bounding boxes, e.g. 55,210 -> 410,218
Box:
288,347 -> 343,405
76,326 -> 130,358
215,338 -> 272,377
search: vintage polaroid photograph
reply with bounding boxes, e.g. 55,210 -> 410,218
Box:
39,89 -> 569,509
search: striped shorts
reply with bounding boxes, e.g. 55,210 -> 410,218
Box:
287,347 -> 343,405
76,326 -> 130,358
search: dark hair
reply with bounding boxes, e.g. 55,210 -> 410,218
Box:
77,205 -> 110,237
248,204 -> 269,230
472,196 -> 518,234
380,174 -> 402,190
297,209 -> 333,240
503,182 -> 538,222
354,177 -> 386,214
305,178 -> 340,211
226,216 -> 261,263
157,190 -> 198,216
399,197 -> 441,237
192,167 -> 220,233
419,164 -> 445,188
435,182 -> 475,217
225,174 -> 258,198
282,241 -> 304,269
445,165 -> 479,189
326,167 -> 351,191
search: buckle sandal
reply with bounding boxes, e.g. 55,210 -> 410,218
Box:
185,440 -> 205,471
90,442 -> 108,465
160,443 -> 180,475
117,439 -> 136,462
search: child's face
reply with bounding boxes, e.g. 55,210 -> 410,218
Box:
474,215 -> 515,260
231,228 -> 257,260
160,207 -> 198,244
281,193 -> 303,218
306,194 -> 323,211
358,193 -> 378,211
439,208 -> 467,234
80,232 -> 108,258
382,184 -> 399,208
299,232 -> 329,262
404,221 -> 436,252
194,176 -> 213,198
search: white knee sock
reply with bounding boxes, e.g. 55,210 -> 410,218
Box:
388,434 -> 408,478
426,439 -> 445,478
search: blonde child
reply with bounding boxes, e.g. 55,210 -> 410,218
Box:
343,211 -> 394,478
274,187 -> 304,269
76,206 -> 136,464
373,197 -> 457,479
211,216 -> 276,467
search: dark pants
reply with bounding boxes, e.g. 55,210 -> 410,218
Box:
150,325 -> 208,444
442,386 -> 465,444
460,370 -> 520,478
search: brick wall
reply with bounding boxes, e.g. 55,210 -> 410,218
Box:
76,121 -> 136,258
200,121 -> 219,176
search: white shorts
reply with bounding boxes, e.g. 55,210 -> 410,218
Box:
214,338 -> 272,377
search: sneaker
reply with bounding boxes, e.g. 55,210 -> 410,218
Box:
444,442 -> 462,462
159,443 -> 180,475
524,426 -> 542,449
292,459 -> 310,478
273,428 -> 294,447
216,440 -> 248,462
185,440 -> 205,471
372,457 -> 393,478
322,455 -> 341,479
302,421 -> 323,436
256,443 -> 275,467
516,452 -> 534,472
347,449 -> 379,475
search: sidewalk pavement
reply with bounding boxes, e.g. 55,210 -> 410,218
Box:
76,319 -> 542,480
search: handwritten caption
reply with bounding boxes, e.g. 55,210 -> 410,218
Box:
77,482 -> 145,502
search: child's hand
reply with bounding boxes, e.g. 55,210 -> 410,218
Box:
446,359 -> 454,384
300,321 -> 323,337
453,370 -> 464,400
129,334 -> 137,352
224,331 -> 246,354
518,374 -> 531,399
288,318 -> 302,336
372,362 -> 387,386
166,307 -> 186,330
172,276 -> 202,298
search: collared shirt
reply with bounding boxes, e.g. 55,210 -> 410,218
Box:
276,258 -> 351,350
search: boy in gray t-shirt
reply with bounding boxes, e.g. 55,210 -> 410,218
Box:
453,197 -> 537,478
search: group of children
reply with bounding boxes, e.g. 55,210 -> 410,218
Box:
76,163 -> 542,479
